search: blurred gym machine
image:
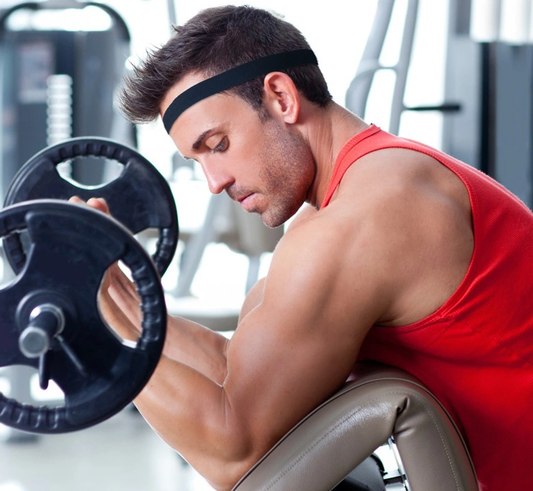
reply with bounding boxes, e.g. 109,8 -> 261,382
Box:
345,0 -> 461,138
345,0 -> 420,136
442,0 -> 533,208
0,0 -> 135,199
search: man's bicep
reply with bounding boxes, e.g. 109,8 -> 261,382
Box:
239,277 -> 266,323
238,205 -> 318,323
223,226 -> 384,454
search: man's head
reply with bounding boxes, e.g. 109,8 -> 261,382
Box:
118,5 -> 332,125
119,6 -> 331,227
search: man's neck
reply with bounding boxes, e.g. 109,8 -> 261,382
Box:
301,101 -> 369,208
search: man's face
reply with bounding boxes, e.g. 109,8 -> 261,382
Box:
161,73 -> 315,228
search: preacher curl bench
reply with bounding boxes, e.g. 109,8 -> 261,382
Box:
232,363 -> 478,491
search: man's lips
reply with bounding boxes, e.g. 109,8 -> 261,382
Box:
238,193 -> 256,211
237,193 -> 252,204
228,188 -> 258,211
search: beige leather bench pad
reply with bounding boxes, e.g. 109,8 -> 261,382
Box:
233,363 -> 478,491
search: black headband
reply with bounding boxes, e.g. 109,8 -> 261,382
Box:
162,49 -> 318,133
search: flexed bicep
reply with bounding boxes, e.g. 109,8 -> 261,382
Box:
221,214 -> 390,467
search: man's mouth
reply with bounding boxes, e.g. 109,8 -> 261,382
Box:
237,193 -> 252,204
238,193 -> 256,212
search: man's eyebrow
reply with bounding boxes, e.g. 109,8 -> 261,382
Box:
192,129 -> 213,152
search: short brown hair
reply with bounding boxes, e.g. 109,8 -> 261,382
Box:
118,5 -> 332,123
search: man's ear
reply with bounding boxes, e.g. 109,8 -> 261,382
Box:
262,72 -> 300,124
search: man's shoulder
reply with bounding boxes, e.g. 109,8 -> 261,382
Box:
278,197 -> 392,277
263,197 -> 399,329
333,144 -> 468,216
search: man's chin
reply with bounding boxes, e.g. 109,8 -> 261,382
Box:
259,208 -> 296,229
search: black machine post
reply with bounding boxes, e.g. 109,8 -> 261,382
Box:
0,0 -> 135,199
442,0 -> 533,208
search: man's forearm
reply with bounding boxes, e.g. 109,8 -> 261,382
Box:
163,315 -> 229,385
103,265 -> 229,384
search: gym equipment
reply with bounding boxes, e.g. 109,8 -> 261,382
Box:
442,0 -> 533,207
0,0 -> 135,199
3,137 -> 179,276
345,0 -> 460,136
0,199 -> 166,433
232,363 -> 478,491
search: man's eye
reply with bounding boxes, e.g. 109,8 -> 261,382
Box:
214,137 -> 228,152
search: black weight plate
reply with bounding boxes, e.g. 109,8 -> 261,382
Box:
4,137 -> 179,276
0,200 -> 166,433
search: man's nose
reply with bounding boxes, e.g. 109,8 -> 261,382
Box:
201,162 -> 235,195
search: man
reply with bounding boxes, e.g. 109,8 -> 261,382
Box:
89,5 -> 532,491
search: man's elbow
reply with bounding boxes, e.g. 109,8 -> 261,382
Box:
199,420 -> 272,491
204,449 -> 265,491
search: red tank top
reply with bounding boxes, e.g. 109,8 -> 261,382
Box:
321,125 -> 533,491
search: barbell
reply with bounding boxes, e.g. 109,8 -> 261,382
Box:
0,138 -> 176,433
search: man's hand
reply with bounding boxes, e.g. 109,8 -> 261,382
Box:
69,195 -> 111,215
68,196 -> 142,342
68,195 -> 230,384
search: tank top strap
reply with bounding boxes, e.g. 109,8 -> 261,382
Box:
320,125 -> 383,209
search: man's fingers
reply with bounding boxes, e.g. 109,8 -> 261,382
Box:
68,195 -> 84,204
68,196 -> 111,215
87,197 -> 110,214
